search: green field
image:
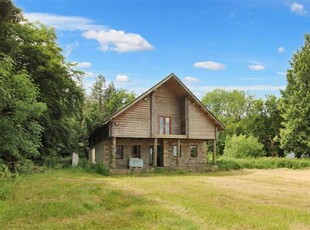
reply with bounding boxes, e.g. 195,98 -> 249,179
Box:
1,169 -> 310,229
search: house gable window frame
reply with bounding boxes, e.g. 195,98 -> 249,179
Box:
159,116 -> 172,135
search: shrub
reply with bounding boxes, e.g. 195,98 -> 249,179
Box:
78,159 -> 110,176
224,134 -> 264,158
218,156 -> 310,170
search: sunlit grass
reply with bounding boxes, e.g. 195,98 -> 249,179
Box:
1,169 -> 310,229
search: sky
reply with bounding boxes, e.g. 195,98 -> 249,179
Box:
15,0 -> 310,99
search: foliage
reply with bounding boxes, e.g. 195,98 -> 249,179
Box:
0,55 -> 46,170
280,34 -> 310,157
75,159 -> 110,176
218,156 -> 310,170
202,89 -> 255,153
202,89 -> 284,157
224,134 -> 264,158
84,75 -> 135,133
0,0 -> 85,167
245,95 -> 284,157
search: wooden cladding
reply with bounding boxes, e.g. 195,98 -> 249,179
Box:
110,80 -> 216,140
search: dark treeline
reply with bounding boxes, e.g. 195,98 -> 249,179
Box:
0,0 -> 309,172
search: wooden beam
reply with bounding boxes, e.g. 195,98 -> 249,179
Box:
153,138 -> 157,167
213,126 -> 217,164
111,137 -> 116,168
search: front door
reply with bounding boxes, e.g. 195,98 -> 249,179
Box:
157,145 -> 163,167
149,145 -> 164,167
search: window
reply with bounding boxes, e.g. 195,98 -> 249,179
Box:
159,116 -> 171,134
132,145 -> 141,158
190,145 -> 197,157
173,145 -> 182,158
149,146 -> 153,165
116,145 -> 123,159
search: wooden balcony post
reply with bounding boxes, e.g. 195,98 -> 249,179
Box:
153,138 -> 157,167
212,139 -> 216,164
212,126 -> 217,164
111,137 -> 116,168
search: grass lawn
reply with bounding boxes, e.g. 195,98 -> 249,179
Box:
1,169 -> 310,229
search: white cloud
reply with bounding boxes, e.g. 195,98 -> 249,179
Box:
290,2 -> 307,15
184,76 -> 199,83
73,62 -> 92,68
116,74 -> 130,82
194,61 -> 226,70
64,41 -> 79,57
25,13 -> 154,53
84,72 -> 96,78
277,71 -> 286,76
24,13 -> 105,31
278,47 -> 286,53
248,64 -> 266,71
82,29 -> 154,52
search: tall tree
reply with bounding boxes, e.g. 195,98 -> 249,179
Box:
84,77 -> 135,133
1,0 -> 85,158
0,55 -> 46,170
280,34 -> 310,157
245,96 -> 283,157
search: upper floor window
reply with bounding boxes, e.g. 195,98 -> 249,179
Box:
159,116 -> 171,134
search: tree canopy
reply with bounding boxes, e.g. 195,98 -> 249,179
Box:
280,34 -> 310,157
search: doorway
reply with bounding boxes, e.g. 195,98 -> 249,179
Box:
149,144 -> 164,167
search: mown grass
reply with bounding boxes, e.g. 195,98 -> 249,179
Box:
1,168 -> 310,229
217,156 -> 310,170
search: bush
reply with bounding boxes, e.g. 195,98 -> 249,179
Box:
78,159 -> 110,176
41,156 -> 72,168
224,134 -> 264,158
218,156 -> 310,170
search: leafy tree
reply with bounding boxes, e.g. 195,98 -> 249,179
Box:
84,76 -> 136,133
245,95 -> 284,157
224,134 -> 264,158
280,34 -> 310,157
0,55 -> 46,170
202,89 -> 254,153
1,0 -> 85,159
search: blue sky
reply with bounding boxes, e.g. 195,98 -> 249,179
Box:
15,0 -> 310,98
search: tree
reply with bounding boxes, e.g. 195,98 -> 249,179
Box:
84,76 -> 136,134
202,89 -> 254,153
224,134 -> 264,158
245,95 -> 284,157
0,55 -> 46,170
280,34 -> 310,157
1,0 -> 85,159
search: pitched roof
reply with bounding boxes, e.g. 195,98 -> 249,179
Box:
89,73 -> 224,137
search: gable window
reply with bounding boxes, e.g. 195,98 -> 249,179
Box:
173,145 -> 182,158
159,116 -> 171,134
116,145 -> 123,159
132,145 -> 141,158
190,145 -> 197,157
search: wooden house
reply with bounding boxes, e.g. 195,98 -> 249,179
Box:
88,73 -> 224,171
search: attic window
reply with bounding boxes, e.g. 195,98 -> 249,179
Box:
159,116 -> 171,134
